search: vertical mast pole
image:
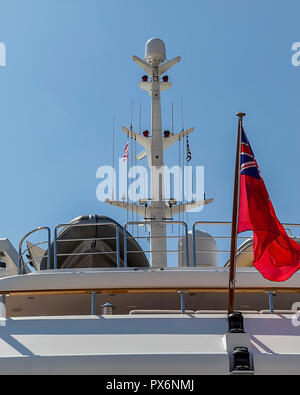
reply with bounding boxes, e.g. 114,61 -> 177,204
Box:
129,40 -> 182,267
227,112 -> 245,315
149,61 -> 167,267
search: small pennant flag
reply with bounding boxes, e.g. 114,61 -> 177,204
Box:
186,137 -> 192,162
123,140 -> 129,162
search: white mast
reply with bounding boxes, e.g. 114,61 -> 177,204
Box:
106,38 -> 213,267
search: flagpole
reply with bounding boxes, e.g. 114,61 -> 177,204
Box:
227,112 -> 246,315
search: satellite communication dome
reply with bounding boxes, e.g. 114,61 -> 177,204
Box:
178,230 -> 218,267
145,38 -> 166,63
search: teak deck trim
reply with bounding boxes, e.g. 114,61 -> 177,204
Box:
2,287 -> 300,296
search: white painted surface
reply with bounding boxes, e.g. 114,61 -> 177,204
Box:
0,267 -> 299,292
0,314 -> 299,374
0,239 -> 18,277
0,314 -> 228,374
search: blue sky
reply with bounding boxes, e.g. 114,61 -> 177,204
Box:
0,0 -> 299,253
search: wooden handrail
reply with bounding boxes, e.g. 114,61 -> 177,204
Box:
3,287 -> 300,297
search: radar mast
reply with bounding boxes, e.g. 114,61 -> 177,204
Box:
106,38 -> 213,267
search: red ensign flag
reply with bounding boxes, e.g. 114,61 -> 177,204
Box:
238,128 -> 300,281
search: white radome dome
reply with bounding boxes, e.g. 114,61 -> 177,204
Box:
178,230 -> 218,267
145,38 -> 166,63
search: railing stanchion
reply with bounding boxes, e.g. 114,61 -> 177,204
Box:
124,224 -> 128,267
178,290 -> 187,314
54,227 -> 58,270
18,247 -> 21,275
91,292 -> 96,315
47,228 -> 51,270
266,291 -> 275,314
192,223 -> 197,268
184,223 -> 189,267
116,225 -> 120,268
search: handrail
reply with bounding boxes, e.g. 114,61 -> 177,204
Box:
123,220 -> 189,267
192,221 -> 300,268
21,241 -> 50,257
18,221 -> 299,274
18,227 -> 51,274
53,221 -> 120,269
192,221 -> 300,227
3,286 -> 300,297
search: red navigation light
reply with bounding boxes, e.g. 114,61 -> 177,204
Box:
143,130 -> 149,137
162,75 -> 169,82
142,75 -> 148,82
164,130 -> 170,138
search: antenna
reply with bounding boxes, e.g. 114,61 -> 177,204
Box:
130,100 -> 134,131
139,101 -> 142,135
171,102 -> 174,135
181,96 -> 184,132
112,115 -> 115,200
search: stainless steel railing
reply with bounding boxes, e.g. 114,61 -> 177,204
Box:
123,220 -> 190,267
53,222 -> 121,269
17,221 -> 300,274
192,221 -> 300,268
18,227 -> 51,274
